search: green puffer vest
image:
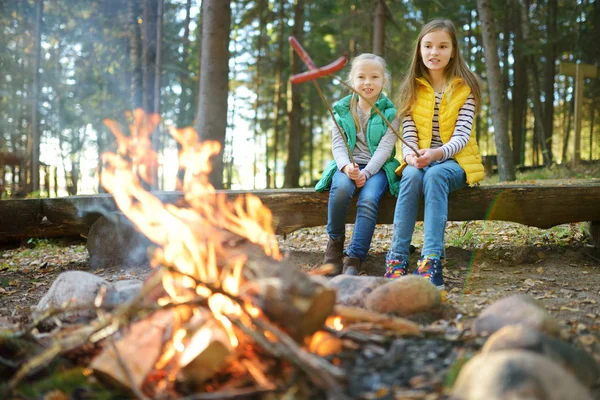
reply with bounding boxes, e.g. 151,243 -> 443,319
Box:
315,94 -> 401,196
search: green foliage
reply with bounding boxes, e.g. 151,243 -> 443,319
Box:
444,353 -> 471,388
10,366 -> 123,400
485,162 -> 600,183
447,221 -> 483,249
0,0 -> 598,192
444,220 -> 588,250
25,237 -> 50,247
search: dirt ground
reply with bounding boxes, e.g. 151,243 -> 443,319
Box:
279,221 -> 600,364
1,220 -> 599,365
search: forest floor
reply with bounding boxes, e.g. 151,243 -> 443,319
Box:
1,220 -> 599,361
1,165 -> 600,398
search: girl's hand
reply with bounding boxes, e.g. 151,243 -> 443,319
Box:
355,170 -> 367,188
412,148 -> 441,168
343,163 -> 360,180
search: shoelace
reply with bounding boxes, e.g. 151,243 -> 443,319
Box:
417,258 -> 435,277
385,260 -> 407,277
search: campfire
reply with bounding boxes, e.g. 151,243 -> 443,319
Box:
27,109 -> 417,398
4,110 -> 596,400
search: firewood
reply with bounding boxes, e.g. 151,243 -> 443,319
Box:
223,239 -> 337,341
308,331 -> 343,357
177,313 -> 233,387
90,309 -> 177,391
334,305 -> 421,336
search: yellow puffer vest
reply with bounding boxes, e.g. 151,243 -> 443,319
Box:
408,77 -> 485,185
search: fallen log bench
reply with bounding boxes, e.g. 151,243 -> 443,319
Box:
0,180 -> 599,247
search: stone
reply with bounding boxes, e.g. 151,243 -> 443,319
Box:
328,275 -> 390,308
473,294 -> 560,336
482,325 -> 600,388
104,280 -> 144,307
34,271 -> 146,324
34,271 -> 111,322
451,350 -> 593,400
364,275 -> 441,316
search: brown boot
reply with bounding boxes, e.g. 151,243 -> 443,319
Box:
323,236 -> 344,276
342,256 -> 361,275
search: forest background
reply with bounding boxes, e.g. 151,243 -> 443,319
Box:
1,0 -> 598,197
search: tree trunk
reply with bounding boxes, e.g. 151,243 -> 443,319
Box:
142,0 -> 157,114
476,0 -> 516,181
153,0 -> 164,190
502,0 -> 511,130
284,0 -> 304,188
30,0 -> 44,194
252,0 -> 267,189
519,0 -> 552,167
562,90 -> 574,162
510,0 -> 527,166
194,0 -> 231,189
153,0 -> 163,115
590,98 -> 596,160
177,0 -> 193,128
308,96 -> 315,186
372,0 -> 385,56
542,0 -> 557,164
129,0 -> 143,110
175,0 -> 192,189
270,0 -> 286,189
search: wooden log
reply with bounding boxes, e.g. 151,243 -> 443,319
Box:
233,241 -> 337,341
0,180 -> 599,242
177,312 -> 233,387
90,309 -> 177,392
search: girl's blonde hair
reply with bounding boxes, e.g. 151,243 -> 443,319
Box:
395,19 -> 481,118
346,53 -> 390,133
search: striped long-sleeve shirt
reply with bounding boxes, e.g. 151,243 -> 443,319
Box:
402,92 -> 476,162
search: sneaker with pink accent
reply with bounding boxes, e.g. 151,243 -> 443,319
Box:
413,255 -> 445,290
384,258 -> 408,278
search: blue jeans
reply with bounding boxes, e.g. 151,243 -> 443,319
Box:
327,166 -> 388,261
387,159 -> 466,262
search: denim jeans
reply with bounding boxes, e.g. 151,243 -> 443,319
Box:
387,159 -> 466,262
327,166 -> 388,261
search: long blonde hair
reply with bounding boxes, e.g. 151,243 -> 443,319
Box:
395,19 -> 481,118
346,53 -> 390,133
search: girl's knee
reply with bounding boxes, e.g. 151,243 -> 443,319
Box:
357,192 -> 382,209
400,167 -> 423,190
423,168 -> 445,186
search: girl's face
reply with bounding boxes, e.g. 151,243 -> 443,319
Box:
351,60 -> 384,103
420,29 -> 453,73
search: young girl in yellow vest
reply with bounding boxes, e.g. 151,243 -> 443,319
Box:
315,54 -> 400,276
385,19 -> 485,289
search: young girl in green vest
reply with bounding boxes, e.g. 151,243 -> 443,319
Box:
315,53 -> 400,276
385,19 -> 485,289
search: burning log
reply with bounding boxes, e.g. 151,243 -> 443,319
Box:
334,305 -> 421,336
177,312 -> 234,387
90,309 -> 177,392
225,239 -> 337,341
86,111 -> 344,396
309,331 -> 343,357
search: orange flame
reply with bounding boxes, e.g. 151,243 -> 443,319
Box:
101,110 -> 281,353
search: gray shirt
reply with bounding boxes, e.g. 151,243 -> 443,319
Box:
331,106 -> 399,179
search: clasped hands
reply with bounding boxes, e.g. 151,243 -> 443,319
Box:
406,148 -> 442,169
342,163 -> 366,188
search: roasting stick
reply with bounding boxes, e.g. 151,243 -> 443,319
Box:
289,36 -> 420,159
288,37 -> 355,165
